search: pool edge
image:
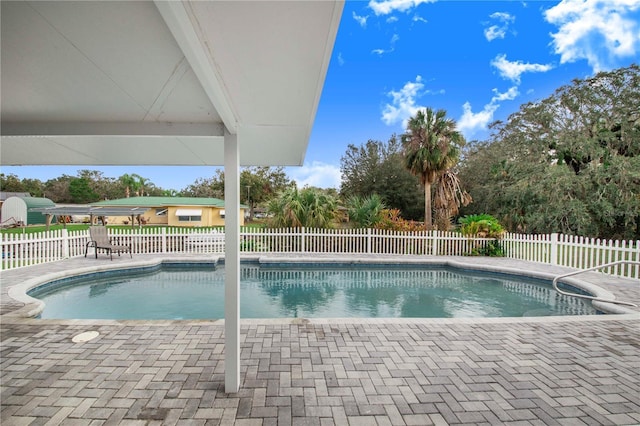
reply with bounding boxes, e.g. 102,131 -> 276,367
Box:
5,254 -> 638,320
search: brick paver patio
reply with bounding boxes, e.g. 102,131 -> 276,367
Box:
2,255 -> 639,425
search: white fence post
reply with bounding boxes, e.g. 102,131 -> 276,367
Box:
61,229 -> 69,258
431,231 -> 438,256
162,227 -> 167,253
367,228 -> 372,254
301,227 -> 306,253
550,233 -> 558,265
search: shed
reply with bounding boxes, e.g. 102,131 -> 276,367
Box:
1,196 -> 55,226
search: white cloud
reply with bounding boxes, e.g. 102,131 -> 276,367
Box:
381,76 -> 425,126
412,14 -> 428,24
371,34 -> 400,56
462,53 -> 548,137
457,86 -> 519,138
353,11 -> 369,28
459,53 -> 536,138
544,0 -> 640,72
458,102 -> 499,137
368,0 -> 435,16
287,162 -> 341,189
484,26 -> 505,41
491,12 -> 514,21
491,86 -> 519,103
484,12 -> 515,41
387,16 -> 399,23
491,54 -> 553,83
338,52 -> 345,66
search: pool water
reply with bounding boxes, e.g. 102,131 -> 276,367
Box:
29,264 -> 597,319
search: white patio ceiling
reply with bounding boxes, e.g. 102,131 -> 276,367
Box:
0,0 -> 344,167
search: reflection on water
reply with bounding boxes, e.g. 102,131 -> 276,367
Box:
30,264 -> 598,320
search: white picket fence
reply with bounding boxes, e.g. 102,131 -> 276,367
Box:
2,227 -> 639,278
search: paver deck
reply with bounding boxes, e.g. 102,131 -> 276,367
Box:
2,255 -> 639,425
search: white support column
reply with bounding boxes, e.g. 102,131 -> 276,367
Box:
224,128 -> 241,393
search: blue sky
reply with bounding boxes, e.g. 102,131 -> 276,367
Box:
3,0 -> 640,192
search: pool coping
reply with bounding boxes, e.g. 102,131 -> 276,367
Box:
3,253 -> 639,324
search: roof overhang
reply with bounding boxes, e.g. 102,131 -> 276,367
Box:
175,208 -> 203,216
30,206 -> 151,217
0,0 -> 344,167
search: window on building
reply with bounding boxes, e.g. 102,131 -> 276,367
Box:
175,208 -> 202,223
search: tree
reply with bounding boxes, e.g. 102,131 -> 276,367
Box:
0,173 -> 24,192
68,177 -> 99,204
241,167 -> 292,220
182,173 -> 224,198
346,194 -> 386,228
44,175 -> 74,203
3,170 -> 169,203
402,108 -> 465,229
180,167 -> 293,218
134,175 -> 148,196
119,174 -> 139,198
115,173 -> 153,198
432,170 -> 472,230
267,187 -> 338,228
340,136 -> 424,220
20,178 -> 45,198
460,65 -> 640,238
162,189 -> 180,197
0,174 -> 44,197
76,170 -> 119,201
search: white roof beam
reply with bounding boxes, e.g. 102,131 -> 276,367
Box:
154,0 -> 238,133
2,121 -> 224,137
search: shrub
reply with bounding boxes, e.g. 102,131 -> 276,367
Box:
346,194 -> 386,228
468,240 -> 505,257
459,214 -> 505,257
375,209 -> 425,232
459,214 -> 505,239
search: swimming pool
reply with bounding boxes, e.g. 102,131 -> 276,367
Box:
29,262 -> 597,319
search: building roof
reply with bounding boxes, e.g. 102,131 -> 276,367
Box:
93,196 -> 230,208
0,192 -> 31,202
19,197 -> 55,209
0,1 -> 344,167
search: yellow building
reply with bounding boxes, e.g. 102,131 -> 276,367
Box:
92,197 -> 246,227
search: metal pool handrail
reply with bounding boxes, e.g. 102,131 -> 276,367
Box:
552,260 -> 639,307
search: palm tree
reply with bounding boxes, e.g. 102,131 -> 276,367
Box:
346,194 -> 386,228
162,189 -> 179,197
134,175 -> 149,196
119,174 -> 138,198
433,170 -> 472,230
402,108 -> 464,229
267,187 -> 337,228
119,173 -> 148,197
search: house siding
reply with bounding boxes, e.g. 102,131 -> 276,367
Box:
93,197 -> 245,227
106,206 -> 244,227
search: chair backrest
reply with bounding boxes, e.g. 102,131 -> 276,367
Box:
89,226 -> 110,244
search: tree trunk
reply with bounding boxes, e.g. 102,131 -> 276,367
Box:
424,180 -> 432,230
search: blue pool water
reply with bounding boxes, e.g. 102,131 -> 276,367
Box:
29,263 -> 597,319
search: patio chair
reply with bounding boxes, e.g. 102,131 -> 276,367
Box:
85,226 -> 132,260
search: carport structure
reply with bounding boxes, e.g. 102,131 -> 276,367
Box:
30,206 -> 151,230
1,0 -> 344,393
